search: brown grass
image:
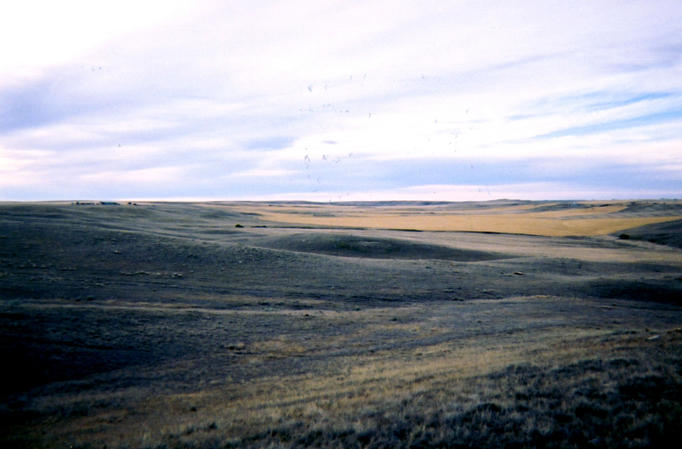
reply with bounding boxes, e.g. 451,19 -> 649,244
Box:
34,316 -> 681,449
2,202 -> 681,449
249,208 -> 677,236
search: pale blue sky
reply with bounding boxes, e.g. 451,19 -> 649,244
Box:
1,0 -> 681,201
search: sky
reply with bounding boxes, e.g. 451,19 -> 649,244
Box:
1,0 -> 682,201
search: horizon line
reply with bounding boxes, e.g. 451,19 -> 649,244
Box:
2,198 -> 681,205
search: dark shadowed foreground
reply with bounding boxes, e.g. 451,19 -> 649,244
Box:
1,201 -> 681,448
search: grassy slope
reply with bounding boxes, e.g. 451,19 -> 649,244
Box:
1,201 -> 681,448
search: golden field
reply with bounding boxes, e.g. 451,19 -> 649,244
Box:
234,201 -> 681,236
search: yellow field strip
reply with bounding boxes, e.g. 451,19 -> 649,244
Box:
250,211 -> 678,237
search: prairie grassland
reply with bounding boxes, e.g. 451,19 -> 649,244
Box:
235,201 -> 681,236
253,212 -> 677,236
9,297 -> 681,449
1,201 -> 681,448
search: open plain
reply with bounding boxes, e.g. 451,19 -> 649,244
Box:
1,200 -> 681,448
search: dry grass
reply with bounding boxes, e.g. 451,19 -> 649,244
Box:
30,320 -> 680,449
256,212 -> 677,236
2,202 -> 681,449
237,202 -> 680,236
9,294 -> 679,449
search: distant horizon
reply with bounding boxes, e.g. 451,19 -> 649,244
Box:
5,196 -> 682,205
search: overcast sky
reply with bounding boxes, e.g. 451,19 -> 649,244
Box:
2,0 -> 681,201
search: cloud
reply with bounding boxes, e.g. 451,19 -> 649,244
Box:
2,0 -> 682,200
230,168 -> 298,178
536,108 -> 682,139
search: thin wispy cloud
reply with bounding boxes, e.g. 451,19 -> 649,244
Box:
1,0 -> 681,200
